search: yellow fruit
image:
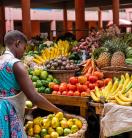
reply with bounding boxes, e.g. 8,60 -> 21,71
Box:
115,96 -> 131,106
118,92 -> 132,102
42,119 -> 51,129
50,132 -> 59,138
33,117 -> 43,126
25,121 -> 33,130
67,119 -> 74,128
27,128 -> 34,136
90,91 -> 100,102
95,87 -> 101,98
60,120 -> 68,129
51,117 -> 60,128
55,112 -> 64,121
34,125 -> 41,134
48,127 -> 55,134
44,134 -> 51,138
74,119 -> 83,129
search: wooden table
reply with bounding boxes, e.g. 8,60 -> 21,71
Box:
42,94 -> 89,118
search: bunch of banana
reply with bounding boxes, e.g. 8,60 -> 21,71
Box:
90,73 -> 132,106
32,40 -> 71,65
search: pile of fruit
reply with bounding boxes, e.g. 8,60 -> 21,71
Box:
29,69 -> 60,94
25,112 -> 83,138
51,72 -> 111,97
90,73 -> 132,106
33,40 -> 71,65
44,56 -> 78,70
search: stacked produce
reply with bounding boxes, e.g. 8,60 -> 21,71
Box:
33,40 -> 71,65
25,112 -> 83,138
44,56 -> 78,70
29,69 -> 60,94
90,73 -> 132,106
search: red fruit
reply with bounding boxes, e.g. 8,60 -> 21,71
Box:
57,91 -> 61,95
60,83 -> 67,87
59,85 -> 67,92
86,88 -> 90,94
85,81 -> 90,87
81,92 -> 88,97
93,71 -> 104,79
88,75 -> 98,83
77,84 -> 83,92
67,91 -> 74,96
52,91 -> 58,95
52,84 -> 59,91
74,91 -> 81,96
89,83 -> 95,90
85,74 -> 91,80
78,76 -> 87,84
104,78 -> 112,86
67,84 -> 76,91
69,77 -> 78,85
96,80 -> 104,88
81,85 -> 88,92
62,91 -> 67,95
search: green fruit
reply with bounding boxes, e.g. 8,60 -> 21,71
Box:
48,75 -> 54,80
29,75 -> 32,79
38,87 -> 45,93
56,127 -> 63,136
36,80 -> 43,88
45,88 -> 52,94
41,80 -> 49,87
71,125 -> 79,134
34,134 -> 40,138
33,82 -> 36,87
47,78 -> 52,83
40,71 -> 48,80
32,76 -> 39,82
25,101 -> 33,108
40,129 -> 48,137
64,128 -> 71,136
53,79 -> 61,84
33,69 -> 42,76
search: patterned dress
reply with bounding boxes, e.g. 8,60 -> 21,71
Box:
0,51 -> 27,138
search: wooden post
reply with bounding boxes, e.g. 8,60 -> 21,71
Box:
112,0 -> 120,26
0,3 -> 5,44
21,0 -> 31,39
75,0 -> 85,40
98,8 -> 103,30
63,6 -> 68,33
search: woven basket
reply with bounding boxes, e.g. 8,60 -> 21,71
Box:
30,114 -> 87,138
47,70 -> 77,83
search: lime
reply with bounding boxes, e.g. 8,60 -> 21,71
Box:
46,78 -> 52,83
41,80 -> 49,87
36,80 -> 43,88
33,69 -> 42,76
34,134 -> 40,138
40,71 -> 48,80
38,87 -> 45,93
48,75 -> 54,81
28,68 -> 33,75
33,82 -> 37,87
53,79 -> 61,84
40,129 -> 47,137
29,71 -> 34,75
32,76 -> 39,82
45,88 -> 52,94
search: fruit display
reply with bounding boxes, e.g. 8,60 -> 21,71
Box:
44,56 -> 79,70
90,73 -> 132,106
29,69 -> 60,94
33,40 -> 71,65
25,112 -> 83,138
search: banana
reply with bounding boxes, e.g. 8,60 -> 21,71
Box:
110,79 -> 119,94
125,73 -> 130,80
115,96 -> 131,106
118,92 -> 132,102
95,87 -> 101,98
90,91 -> 100,102
33,59 -> 42,65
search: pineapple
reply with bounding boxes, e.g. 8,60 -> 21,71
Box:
96,52 -> 111,68
111,51 -> 125,66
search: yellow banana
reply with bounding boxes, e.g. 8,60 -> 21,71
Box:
110,79 -> 119,94
95,87 -> 101,98
115,96 -> 131,106
118,92 -> 132,102
90,91 -> 100,102
33,59 -> 42,65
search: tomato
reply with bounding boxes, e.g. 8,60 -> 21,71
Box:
77,84 -> 83,92
49,82 -> 56,89
104,78 -> 112,86
59,85 -> 67,92
67,84 -> 76,91
81,92 -> 88,97
86,88 -> 90,94
88,83 -> 95,90
52,91 -> 58,95
78,76 -> 87,84
96,80 -> 104,88
57,91 -> 61,95
52,84 -> 59,91
74,91 -> 81,96
85,81 -> 90,87
61,82 -> 67,86
85,73 -> 91,80
69,77 -> 78,85
67,91 -> 74,96
93,71 -> 104,79
62,91 -> 68,95
81,85 -> 88,92
88,75 -> 98,83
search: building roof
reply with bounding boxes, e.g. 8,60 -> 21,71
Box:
2,0 -> 132,9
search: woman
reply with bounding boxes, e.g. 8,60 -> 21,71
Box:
0,30 -> 69,138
